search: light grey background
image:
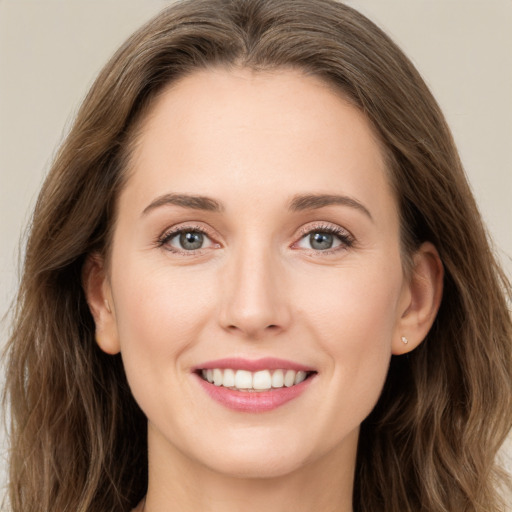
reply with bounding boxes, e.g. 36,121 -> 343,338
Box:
1,0 -> 511,501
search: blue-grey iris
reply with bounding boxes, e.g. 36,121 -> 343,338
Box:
310,232 -> 333,250
180,231 -> 204,250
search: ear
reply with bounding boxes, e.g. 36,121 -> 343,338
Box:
82,253 -> 121,355
392,242 -> 444,355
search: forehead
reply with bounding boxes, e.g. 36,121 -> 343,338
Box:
121,67 -> 397,224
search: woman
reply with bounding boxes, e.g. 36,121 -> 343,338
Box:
4,0 -> 511,511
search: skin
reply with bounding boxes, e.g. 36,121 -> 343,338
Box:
85,68 -> 443,512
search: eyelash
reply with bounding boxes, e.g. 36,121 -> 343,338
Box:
156,224 -> 218,255
156,222 -> 354,255
293,223 -> 355,255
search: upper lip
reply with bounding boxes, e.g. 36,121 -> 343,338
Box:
193,357 -> 316,372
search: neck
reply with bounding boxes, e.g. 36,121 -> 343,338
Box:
143,424 -> 357,512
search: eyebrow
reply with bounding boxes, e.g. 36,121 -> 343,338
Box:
141,192 -> 372,220
288,193 -> 373,220
142,193 -> 224,215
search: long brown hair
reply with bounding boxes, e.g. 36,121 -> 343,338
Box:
4,1 -> 511,510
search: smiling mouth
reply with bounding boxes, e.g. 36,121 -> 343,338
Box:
198,368 -> 316,392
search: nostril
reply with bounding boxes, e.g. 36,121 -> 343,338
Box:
226,324 -> 278,331
222,320 -> 285,338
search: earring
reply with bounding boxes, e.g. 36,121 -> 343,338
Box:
401,336 -> 409,344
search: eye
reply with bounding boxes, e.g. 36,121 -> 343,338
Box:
297,231 -> 342,251
173,231 -> 207,250
158,227 -> 217,253
294,225 -> 354,252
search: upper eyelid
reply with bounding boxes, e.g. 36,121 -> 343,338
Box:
295,221 -> 353,238
155,223 -> 219,252
292,222 -> 356,253
159,222 -> 217,239
156,225 -> 219,256
155,220 -> 354,246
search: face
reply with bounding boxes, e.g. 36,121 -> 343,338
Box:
93,68 -> 417,479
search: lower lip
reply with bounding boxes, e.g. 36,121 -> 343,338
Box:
195,373 -> 315,413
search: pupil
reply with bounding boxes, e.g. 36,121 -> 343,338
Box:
180,231 -> 203,250
310,232 -> 333,250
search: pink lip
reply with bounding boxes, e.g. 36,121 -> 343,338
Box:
194,373 -> 315,413
194,357 -> 315,372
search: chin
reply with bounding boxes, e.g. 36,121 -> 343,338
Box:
202,451 -> 308,480
187,428 -> 319,480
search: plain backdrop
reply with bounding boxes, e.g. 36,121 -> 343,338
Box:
1,0 -> 511,501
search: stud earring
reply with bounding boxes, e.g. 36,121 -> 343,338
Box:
401,336 -> 409,344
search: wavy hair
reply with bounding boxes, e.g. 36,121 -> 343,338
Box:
4,0 -> 511,510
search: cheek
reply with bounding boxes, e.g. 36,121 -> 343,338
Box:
300,259 -> 402,334
110,260 -> 217,383
295,259 -> 403,386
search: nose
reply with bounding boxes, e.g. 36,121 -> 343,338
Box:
218,244 -> 291,339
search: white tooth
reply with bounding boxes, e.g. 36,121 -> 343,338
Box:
271,369 -> 285,388
235,370 -> 253,389
213,368 -> 223,386
206,369 -> 214,383
201,369 -> 208,381
253,370 -> 272,390
284,370 -> 297,387
295,371 -> 307,385
223,368 -> 235,387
